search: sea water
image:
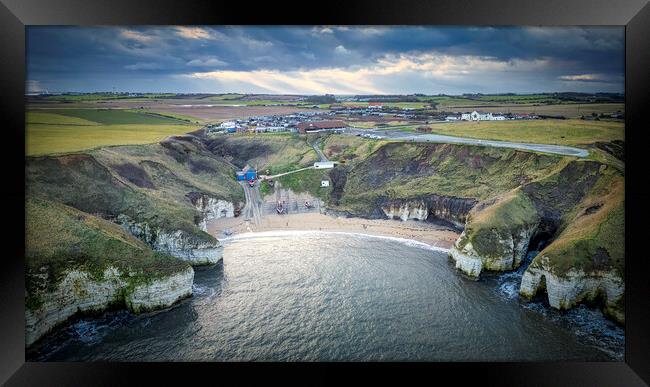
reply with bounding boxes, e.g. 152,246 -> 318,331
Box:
28,232 -> 623,361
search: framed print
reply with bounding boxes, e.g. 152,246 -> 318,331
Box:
1,0 -> 649,385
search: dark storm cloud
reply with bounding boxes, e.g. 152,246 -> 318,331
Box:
26,26 -> 624,94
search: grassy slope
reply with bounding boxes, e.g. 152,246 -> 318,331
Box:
276,169 -> 332,200
26,137 -> 243,244
424,119 -> 624,147
26,109 -> 200,156
26,196 -> 189,311
335,142 -> 566,214
532,168 -> 624,278
207,133 -> 318,174
321,135 -> 387,163
91,137 -> 243,206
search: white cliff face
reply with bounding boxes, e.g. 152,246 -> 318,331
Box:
116,214 -> 223,265
382,202 -> 429,222
155,231 -> 223,265
520,260 -> 625,324
126,267 -> 194,313
25,266 -> 194,347
380,197 -> 473,228
193,196 -> 235,232
449,239 -> 483,278
449,225 -> 536,278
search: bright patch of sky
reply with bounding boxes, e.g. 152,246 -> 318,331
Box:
26,26 -> 624,94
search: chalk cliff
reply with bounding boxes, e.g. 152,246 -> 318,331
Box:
26,266 -> 193,347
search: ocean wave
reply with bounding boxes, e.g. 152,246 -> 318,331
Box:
219,229 -> 449,253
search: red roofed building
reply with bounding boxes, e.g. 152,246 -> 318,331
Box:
296,120 -> 347,134
367,102 -> 383,109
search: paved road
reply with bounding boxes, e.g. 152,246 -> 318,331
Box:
344,128 -> 589,157
311,138 -> 329,162
264,166 -> 315,180
240,181 -> 263,225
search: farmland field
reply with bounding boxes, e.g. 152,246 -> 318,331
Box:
425,119 -> 624,146
27,99 -> 326,123
26,124 -> 199,156
436,103 -> 623,118
340,101 -> 429,109
148,105 -> 325,121
31,108 -> 192,125
26,108 -> 199,155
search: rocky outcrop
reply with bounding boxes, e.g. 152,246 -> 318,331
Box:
450,223 -> 537,277
520,262 -> 624,324
187,193 -> 235,232
26,266 -> 194,347
380,195 -> 477,228
448,191 -> 540,278
116,214 -> 223,265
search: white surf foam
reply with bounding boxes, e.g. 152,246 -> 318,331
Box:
219,229 -> 449,253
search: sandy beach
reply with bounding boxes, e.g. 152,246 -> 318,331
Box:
206,212 -> 460,249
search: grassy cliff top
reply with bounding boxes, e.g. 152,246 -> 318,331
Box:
533,169 -> 624,278
26,196 -> 189,311
456,190 -> 539,259
424,119 -> 623,147
321,135 -> 388,164
334,142 -> 568,215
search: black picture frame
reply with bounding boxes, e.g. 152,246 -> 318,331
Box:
1,0 -> 649,385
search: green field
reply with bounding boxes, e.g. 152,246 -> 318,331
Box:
424,119 -> 623,146
40,93 -> 177,102
26,109 -> 199,155
31,108 -> 191,125
135,110 -> 205,124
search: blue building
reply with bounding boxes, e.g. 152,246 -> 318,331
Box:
236,167 -> 256,181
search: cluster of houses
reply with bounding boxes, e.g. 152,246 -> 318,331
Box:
206,111 -> 341,134
445,111 -> 539,121
206,106 -> 543,137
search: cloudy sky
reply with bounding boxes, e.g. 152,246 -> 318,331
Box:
26,26 -> 624,95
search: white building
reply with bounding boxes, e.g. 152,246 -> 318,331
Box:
321,180 -> 330,187
460,111 -> 506,121
314,161 -> 335,169
445,116 -> 459,121
219,121 -> 237,128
